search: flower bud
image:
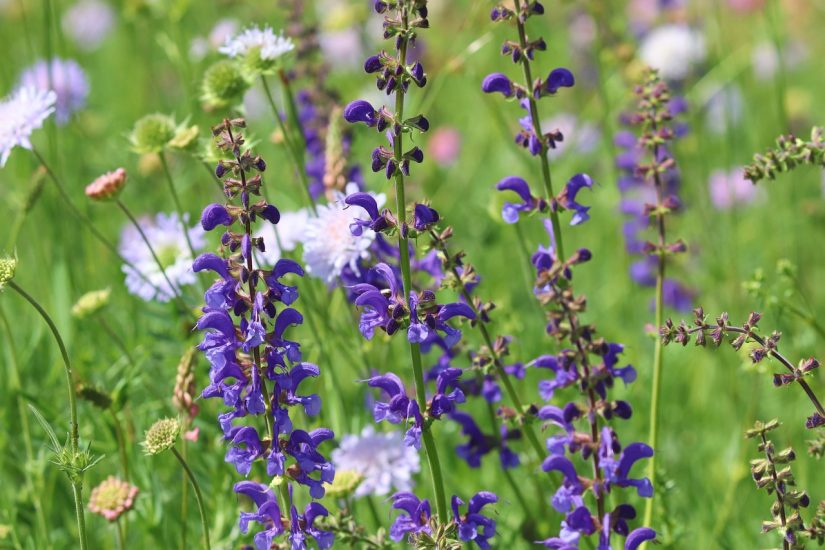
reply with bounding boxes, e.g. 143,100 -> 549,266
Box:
201,60 -> 249,110
0,256 -> 17,289
85,168 -> 127,201
130,114 -> 176,154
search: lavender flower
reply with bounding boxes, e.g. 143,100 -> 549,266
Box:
0,86 -> 56,167
331,425 -> 420,497
195,118 -> 333,549
119,212 -> 205,302
18,58 -> 89,125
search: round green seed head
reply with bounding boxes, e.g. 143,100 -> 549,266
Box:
323,469 -> 364,499
142,417 -> 180,455
130,114 -> 176,154
201,60 -> 249,109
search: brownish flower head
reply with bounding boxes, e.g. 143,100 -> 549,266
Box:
88,476 -> 139,522
85,168 -> 127,201
173,347 -> 199,422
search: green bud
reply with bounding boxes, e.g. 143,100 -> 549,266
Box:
201,60 -> 249,109
72,288 -> 111,319
130,114 -> 176,154
0,256 -> 17,289
169,124 -> 200,151
142,418 -> 180,455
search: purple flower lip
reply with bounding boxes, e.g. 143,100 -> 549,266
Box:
200,203 -> 234,231
546,68 -> 575,94
481,72 -> 514,97
343,99 -> 378,127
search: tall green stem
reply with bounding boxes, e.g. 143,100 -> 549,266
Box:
9,280 -> 87,550
643,143 -> 667,529
159,153 -> 197,260
171,447 -> 210,550
391,7 -> 448,521
512,0 -> 565,260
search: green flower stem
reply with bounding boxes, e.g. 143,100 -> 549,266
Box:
643,142 -> 667,530
9,280 -> 87,550
115,518 -> 126,550
30,148 -> 168,299
159,152 -> 198,260
0,305 -> 50,546
392,7 -> 448,521
278,69 -> 307,158
109,408 -> 129,481
260,75 -> 317,213
512,0 -> 565,261
170,446 -> 211,550
114,198 -> 191,315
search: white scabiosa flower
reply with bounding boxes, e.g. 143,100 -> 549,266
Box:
18,58 -> 89,125
255,208 -> 310,267
0,86 -> 56,167
62,0 -> 115,51
302,183 -> 385,284
638,25 -> 706,81
119,212 -> 205,302
331,425 -> 420,497
219,25 -> 295,63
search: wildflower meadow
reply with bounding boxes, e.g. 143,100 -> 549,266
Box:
3,0 -> 825,548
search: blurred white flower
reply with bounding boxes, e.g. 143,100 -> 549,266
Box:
119,212 -> 205,302
219,25 -> 294,61
543,112 -> 601,160
62,0 -> 115,51
302,183 -> 385,284
751,40 -> 808,82
0,86 -> 56,167
638,25 -> 706,81
18,58 -> 89,125
331,425 -> 420,497
255,209 -> 310,267
319,28 -> 364,70
190,19 -> 240,61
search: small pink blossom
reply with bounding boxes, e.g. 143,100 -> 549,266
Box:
427,127 -> 461,167
708,168 -> 759,210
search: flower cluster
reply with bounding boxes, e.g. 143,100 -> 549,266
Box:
746,419 -> 825,548
0,86 -> 56,167
744,126 -> 825,183
195,118 -> 333,549
661,308 -> 825,430
615,69 -> 693,311
18,58 -> 89,125
485,2 -> 592,229
525,222 -> 656,549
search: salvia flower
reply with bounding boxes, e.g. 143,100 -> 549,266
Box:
366,372 -> 424,448
0,86 -> 56,167
330,425 -> 420,497
88,476 -> 139,522
451,492 -> 498,549
118,212 -> 205,302
389,492 -> 432,542
18,58 -> 89,125
196,118 -> 333,548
